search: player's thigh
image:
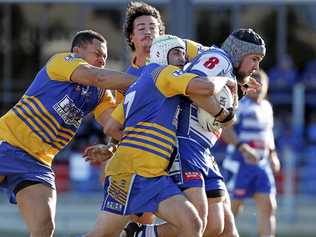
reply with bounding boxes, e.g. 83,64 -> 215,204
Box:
222,198 -> 239,237
0,175 -> 5,183
16,183 -> 56,231
184,187 -> 208,227
254,193 -> 277,215
129,212 -> 155,224
206,197 -> 225,233
156,194 -> 200,229
86,211 -> 129,237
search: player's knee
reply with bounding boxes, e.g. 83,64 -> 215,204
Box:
183,213 -> 203,235
205,222 -> 224,237
30,218 -> 55,237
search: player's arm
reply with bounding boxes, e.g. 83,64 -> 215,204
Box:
103,102 -> 125,141
186,76 -> 234,96
156,66 -> 234,122
267,108 -> 280,173
71,64 -> 136,90
47,53 -> 136,89
221,126 -> 260,164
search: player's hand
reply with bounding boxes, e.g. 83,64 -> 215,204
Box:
238,143 -> 260,164
82,143 -> 117,164
226,79 -> 238,110
240,76 -> 262,95
216,107 -> 236,129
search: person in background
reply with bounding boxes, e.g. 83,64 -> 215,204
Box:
0,29 -> 135,237
221,69 -> 280,237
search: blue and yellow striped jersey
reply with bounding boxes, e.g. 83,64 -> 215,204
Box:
115,39 -> 203,104
107,63 -> 198,177
0,53 -> 116,167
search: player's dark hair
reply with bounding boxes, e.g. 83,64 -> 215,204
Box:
123,1 -> 165,51
71,30 -> 106,52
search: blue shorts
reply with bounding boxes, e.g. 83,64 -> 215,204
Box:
101,174 -> 182,216
170,138 -> 226,195
222,158 -> 276,199
0,141 -> 55,204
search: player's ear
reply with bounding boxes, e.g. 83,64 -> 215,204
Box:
72,46 -> 80,54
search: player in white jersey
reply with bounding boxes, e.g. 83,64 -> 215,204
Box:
123,28 -> 265,237
221,70 -> 280,237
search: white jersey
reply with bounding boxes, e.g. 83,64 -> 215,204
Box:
226,97 -> 275,163
177,46 -> 236,149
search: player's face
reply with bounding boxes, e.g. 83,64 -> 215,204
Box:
78,39 -> 107,68
130,15 -> 160,53
238,53 -> 263,78
168,47 -> 186,67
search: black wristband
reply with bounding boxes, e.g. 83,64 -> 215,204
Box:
219,108 -> 234,123
214,108 -> 224,118
236,142 -> 243,150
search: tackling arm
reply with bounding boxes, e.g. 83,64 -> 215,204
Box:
71,64 -> 136,89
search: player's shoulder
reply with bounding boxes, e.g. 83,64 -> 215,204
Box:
47,52 -> 86,67
200,47 -> 232,68
185,46 -> 233,77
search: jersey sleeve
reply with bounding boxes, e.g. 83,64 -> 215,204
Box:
185,50 -> 234,78
115,89 -> 126,105
46,53 -> 88,82
93,90 -> 117,120
154,65 -> 198,97
184,39 -> 209,62
111,102 -> 125,125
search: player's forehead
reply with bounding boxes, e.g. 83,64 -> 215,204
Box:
87,38 -> 107,53
169,47 -> 185,54
133,15 -> 159,28
245,53 -> 263,61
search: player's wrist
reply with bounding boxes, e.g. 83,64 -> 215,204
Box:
217,107 -> 234,123
235,141 -> 245,151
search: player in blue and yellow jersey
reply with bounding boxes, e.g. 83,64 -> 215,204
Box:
123,29 -> 265,237
84,35 -> 235,237
0,30 -> 135,237
222,70 -> 280,237
117,1 -> 204,102
83,1 -> 210,227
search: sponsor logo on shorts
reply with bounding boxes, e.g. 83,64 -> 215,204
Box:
183,172 -> 202,181
106,201 -> 123,212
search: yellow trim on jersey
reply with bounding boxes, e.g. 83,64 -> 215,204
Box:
15,102 -> 64,150
185,39 -> 202,61
0,110 -> 59,166
155,65 -> 197,97
138,122 -> 176,137
106,146 -> 169,177
13,105 -> 63,150
115,90 -> 124,104
46,52 -> 88,82
122,138 -> 171,158
124,133 -> 172,152
111,102 -> 125,125
93,89 -> 116,120
22,98 -> 73,142
25,96 -> 76,137
124,126 -> 175,145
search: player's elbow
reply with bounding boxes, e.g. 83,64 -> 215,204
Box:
206,82 -> 216,95
103,119 -> 123,140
